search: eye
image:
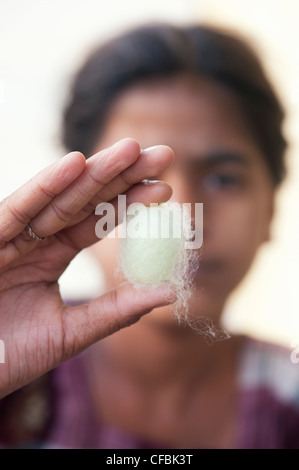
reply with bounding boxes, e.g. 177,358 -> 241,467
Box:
203,173 -> 242,190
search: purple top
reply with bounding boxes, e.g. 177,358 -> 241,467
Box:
1,334 -> 299,448
42,336 -> 299,449
47,353 -> 162,449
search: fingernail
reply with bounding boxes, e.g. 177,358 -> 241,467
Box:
62,151 -> 80,159
141,179 -> 163,185
61,151 -> 73,161
140,146 -> 160,153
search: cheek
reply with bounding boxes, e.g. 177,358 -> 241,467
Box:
199,187 -> 272,298
215,193 -> 271,269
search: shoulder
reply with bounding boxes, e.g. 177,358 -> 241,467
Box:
235,336 -> 299,448
238,335 -> 299,410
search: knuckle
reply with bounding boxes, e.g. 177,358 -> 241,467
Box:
79,198 -> 99,218
6,199 -> 32,225
118,170 -> 134,187
86,170 -> 105,186
36,182 -> 57,200
106,288 -> 124,334
95,182 -> 116,202
50,200 -> 73,223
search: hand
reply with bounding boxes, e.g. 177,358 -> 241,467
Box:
0,139 -> 176,398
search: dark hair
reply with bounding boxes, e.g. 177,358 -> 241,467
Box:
62,23 -> 287,186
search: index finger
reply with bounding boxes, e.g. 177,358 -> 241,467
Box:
0,151 -> 86,245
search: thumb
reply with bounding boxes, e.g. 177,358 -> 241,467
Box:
61,282 -> 177,358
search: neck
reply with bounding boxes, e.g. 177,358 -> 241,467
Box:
90,298 -> 234,388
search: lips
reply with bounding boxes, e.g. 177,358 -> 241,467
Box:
188,258 -> 223,279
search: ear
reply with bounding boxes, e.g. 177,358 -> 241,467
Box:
263,191 -> 275,243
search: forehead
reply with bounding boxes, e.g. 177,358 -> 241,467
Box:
98,74 -> 260,160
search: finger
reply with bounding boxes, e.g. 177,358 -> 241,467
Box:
56,179 -> 173,251
0,180 -> 172,272
68,145 -> 175,226
27,139 -> 141,238
99,145 -> 175,201
62,282 -> 177,357
0,152 -> 86,245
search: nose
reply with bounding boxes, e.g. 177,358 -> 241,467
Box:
163,169 -> 210,245
165,170 -> 195,205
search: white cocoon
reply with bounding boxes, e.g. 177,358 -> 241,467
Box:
119,202 -> 198,325
120,203 -> 185,286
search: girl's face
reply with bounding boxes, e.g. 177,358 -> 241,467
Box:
92,74 -> 275,323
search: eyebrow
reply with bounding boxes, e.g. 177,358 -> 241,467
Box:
192,151 -> 252,168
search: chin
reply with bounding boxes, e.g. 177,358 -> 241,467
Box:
140,303 -> 200,338
141,305 -> 183,330
138,284 -> 225,336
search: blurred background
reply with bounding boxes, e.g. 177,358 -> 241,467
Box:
0,0 -> 298,346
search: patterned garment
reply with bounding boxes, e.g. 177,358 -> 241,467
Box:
1,336 -> 299,448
